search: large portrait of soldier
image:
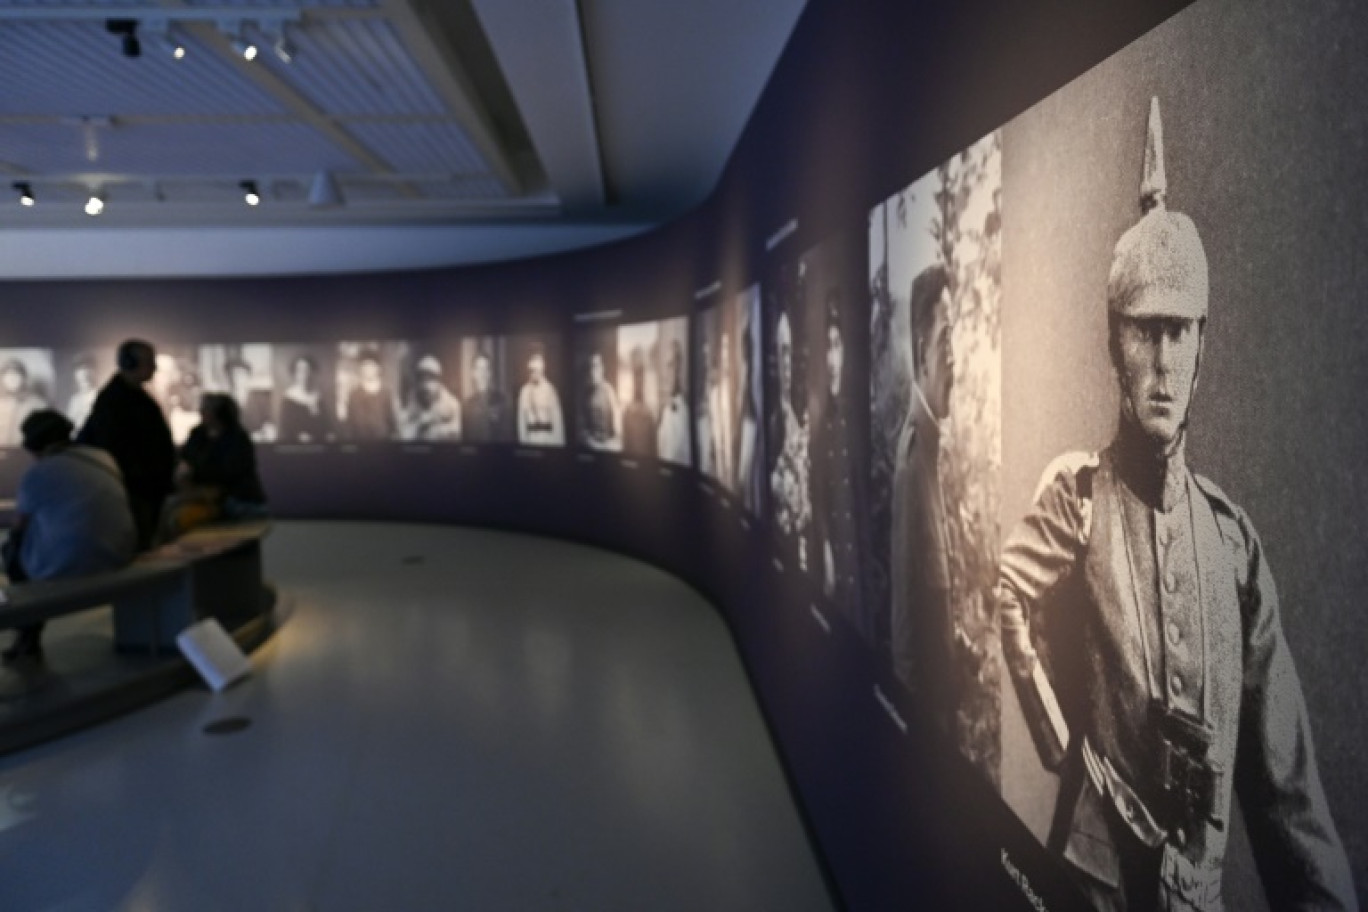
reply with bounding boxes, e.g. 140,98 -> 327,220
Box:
868,130 -> 1003,781
995,1 -> 1363,908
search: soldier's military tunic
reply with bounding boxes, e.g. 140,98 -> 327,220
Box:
997,442 -> 1356,911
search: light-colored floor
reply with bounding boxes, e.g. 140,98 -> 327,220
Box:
0,521 -> 834,912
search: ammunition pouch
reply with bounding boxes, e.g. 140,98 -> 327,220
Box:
1154,702 -> 1223,834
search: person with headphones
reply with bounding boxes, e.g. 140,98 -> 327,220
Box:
76,339 -> 176,550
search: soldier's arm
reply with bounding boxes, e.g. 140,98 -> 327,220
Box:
996,453 -> 1093,770
1227,507 -> 1358,911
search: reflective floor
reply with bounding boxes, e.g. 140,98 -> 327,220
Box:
0,522 -> 833,912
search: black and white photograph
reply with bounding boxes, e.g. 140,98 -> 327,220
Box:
200,344 -> 277,443
762,257 -> 811,575
693,303 -> 725,482
507,334 -> 566,448
272,344 -> 337,446
459,336 -> 515,444
730,285 -> 765,516
801,235 -> 869,640
994,2 -> 1365,908
868,131 -> 1002,781
617,316 -> 690,465
395,341 -> 464,443
142,344 -> 200,445
52,348 -> 113,433
0,348 -> 55,448
648,316 -> 690,466
335,341 -> 401,443
574,327 -> 622,453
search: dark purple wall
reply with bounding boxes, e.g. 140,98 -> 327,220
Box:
9,1 -> 1365,909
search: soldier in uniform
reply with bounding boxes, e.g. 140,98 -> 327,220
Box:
996,98 -> 1356,911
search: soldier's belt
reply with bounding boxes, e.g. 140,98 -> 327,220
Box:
1080,737 -> 1221,852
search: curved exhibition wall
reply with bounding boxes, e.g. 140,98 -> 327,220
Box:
4,0 -> 1366,908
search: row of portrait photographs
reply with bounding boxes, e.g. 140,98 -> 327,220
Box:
868,130 -> 1003,782
0,337 -> 568,449
694,286 -> 765,513
573,317 -> 691,466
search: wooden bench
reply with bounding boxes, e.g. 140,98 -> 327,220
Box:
1,520 -> 273,656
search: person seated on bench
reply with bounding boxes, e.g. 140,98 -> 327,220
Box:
2,410 -> 138,662
164,393 -> 268,537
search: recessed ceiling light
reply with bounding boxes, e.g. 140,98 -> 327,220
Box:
14,182 -> 34,207
85,193 -> 105,217
241,180 -> 261,206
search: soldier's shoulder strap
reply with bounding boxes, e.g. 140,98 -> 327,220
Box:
1192,472 -> 1250,544
1032,450 -> 1099,503
1191,473 -> 1262,603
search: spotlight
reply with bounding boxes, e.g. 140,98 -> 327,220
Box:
230,36 -> 258,61
85,192 -> 105,217
143,19 -> 187,61
13,182 -> 34,207
240,180 -> 261,207
105,19 -> 141,59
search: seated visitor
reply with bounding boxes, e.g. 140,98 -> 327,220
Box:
2,410 -> 137,662
166,393 -> 268,536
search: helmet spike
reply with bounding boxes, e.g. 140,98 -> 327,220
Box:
1140,96 -> 1167,213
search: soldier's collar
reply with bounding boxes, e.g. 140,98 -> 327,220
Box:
1114,423 -> 1188,512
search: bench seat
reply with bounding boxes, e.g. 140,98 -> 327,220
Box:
1,520 -> 273,654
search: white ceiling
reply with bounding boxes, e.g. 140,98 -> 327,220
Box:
0,0 -> 807,278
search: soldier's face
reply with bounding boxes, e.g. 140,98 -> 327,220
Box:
473,356 -> 491,392
1115,316 -> 1202,447
590,354 -> 604,385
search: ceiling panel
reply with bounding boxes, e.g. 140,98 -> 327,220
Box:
344,120 -> 492,178
0,121 -> 360,175
0,21 -> 287,116
253,17 -> 447,117
414,178 -> 510,200
179,0 -> 377,7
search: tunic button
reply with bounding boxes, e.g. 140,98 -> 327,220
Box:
1170,673 -> 1184,696
1174,827 -> 1188,848
1164,572 -> 1177,593
1167,621 -> 1182,646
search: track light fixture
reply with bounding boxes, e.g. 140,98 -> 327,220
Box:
141,18 -> 186,61
273,32 -> 296,64
240,180 -> 261,207
14,182 -> 34,207
85,192 -> 105,217
105,19 -> 141,58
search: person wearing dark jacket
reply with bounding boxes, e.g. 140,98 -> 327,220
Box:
76,339 -> 176,551
165,393 -> 267,536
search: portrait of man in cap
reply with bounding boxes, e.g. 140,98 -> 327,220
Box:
995,98 -> 1356,911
